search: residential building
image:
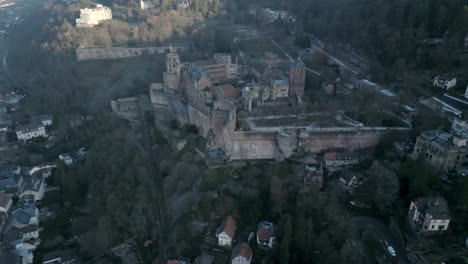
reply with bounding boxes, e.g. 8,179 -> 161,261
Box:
433,75 -> 457,90
76,4 -> 112,28
15,123 -> 47,141
2,225 -> 40,264
0,192 -> 13,212
324,152 -> 359,167
10,203 -> 39,226
302,165 -> 323,192
59,153 -> 74,166
465,84 -> 468,99
216,216 -> 236,247
178,0 -> 190,8
0,165 -> 21,175
42,248 -> 79,264
231,243 -> 252,264
20,176 -> 46,201
256,221 -> 275,248
139,0 -> 155,10
412,130 -> 465,171
338,171 -> 364,193
0,171 -> 24,193
408,196 -> 450,234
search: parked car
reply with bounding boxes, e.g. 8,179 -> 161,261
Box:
384,240 -> 397,257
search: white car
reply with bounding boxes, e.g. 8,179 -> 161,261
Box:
384,240 -> 397,257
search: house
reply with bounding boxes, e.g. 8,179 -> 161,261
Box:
433,75 -> 457,90
15,123 -> 47,141
0,171 -> 24,193
256,221 -> 275,248
464,84 -> 468,99
0,165 -> 21,175
42,248 -> 79,264
29,163 -> 56,176
178,0 -> 190,8
76,4 -> 112,28
338,171 -> 364,193
231,243 -> 252,264
2,225 -> 40,264
216,216 -> 236,247
19,176 -> 46,201
302,165 -> 323,192
0,192 -> 13,212
412,130 -> 465,171
324,152 -> 359,167
10,196 -> 39,227
59,153 -> 74,166
139,0 -> 155,10
408,196 -> 450,234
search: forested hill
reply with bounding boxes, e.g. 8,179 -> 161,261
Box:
294,0 -> 468,68
37,0 -> 225,52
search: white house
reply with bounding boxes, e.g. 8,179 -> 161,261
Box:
408,196 -> 450,234
434,75 -> 457,90
231,243 -> 252,264
139,0 -> 155,9
464,84 -> 468,99
256,221 -> 275,248
216,216 -> 236,247
0,192 -> 12,213
15,123 -> 47,141
76,4 -> 112,28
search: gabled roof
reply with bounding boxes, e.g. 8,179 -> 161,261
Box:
257,221 -> 275,241
217,216 -> 236,238
413,196 -> 450,220
231,243 -> 252,260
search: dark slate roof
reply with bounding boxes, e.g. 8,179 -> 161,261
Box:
414,196 -> 450,220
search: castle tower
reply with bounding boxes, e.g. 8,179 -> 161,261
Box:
163,51 -> 181,92
289,59 -> 306,98
166,52 -> 181,75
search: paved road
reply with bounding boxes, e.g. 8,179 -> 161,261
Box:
308,39 -> 360,75
352,216 -> 410,264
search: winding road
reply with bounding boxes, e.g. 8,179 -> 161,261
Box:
352,216 -> 410,264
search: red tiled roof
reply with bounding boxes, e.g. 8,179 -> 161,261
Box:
217,216 -> 236,238
257,227 -> 271,241
221,84 -> 240,99
324,152 -> 337,161
231,243 -> 252,260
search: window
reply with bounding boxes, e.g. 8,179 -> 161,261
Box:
431,225 -> 435,229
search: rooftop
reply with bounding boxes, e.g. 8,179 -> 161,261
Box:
0,192 -> 12,208
217,216 -> 236,239
414,196 -> 450,220
231,243 -> 252,260
257,221 -> 275,241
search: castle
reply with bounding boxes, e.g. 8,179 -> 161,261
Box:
150,50 -> 409,161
